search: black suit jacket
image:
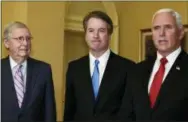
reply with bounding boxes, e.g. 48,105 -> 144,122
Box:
63,51 -> 135,122
119,50 -> 188,121
1,56 -> 56,122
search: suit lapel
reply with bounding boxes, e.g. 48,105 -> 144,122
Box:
140,57 -> 156,111
153,50 -> 187,109
21,57 -> 38,111
3,57 -> 20,112
94,52 -> 119,110
142,58 -> 156,91
82,55 -> 96,105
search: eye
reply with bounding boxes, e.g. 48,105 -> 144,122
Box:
99,28 -> 106,33
87,28 -> 94,32
165,24 -> 173,29
18,36 -> 24,41
153,26 -> 160,30
26,36 -> 33,40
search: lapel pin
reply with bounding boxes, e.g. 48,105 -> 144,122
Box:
176,66 -> 180,70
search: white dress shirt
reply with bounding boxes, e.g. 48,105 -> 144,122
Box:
10,56 -> 27,92
148,47 -> 182,93
89,49 -> 110,86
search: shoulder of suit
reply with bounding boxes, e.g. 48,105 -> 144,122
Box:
1,57 -> 8,62
68,55 -> 89,65
111,52 -> 136,65
28,57 -> 51,68
1,56 -> 9,65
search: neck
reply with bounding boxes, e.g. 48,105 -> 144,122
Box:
10,55 -> 27,64
158,46 -> 180,57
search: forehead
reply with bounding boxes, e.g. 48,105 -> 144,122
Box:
87,17 -> 108,28
10,27 -> 31,37
152,12 -> 177,26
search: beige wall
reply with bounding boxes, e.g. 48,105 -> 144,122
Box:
2,2 -> 28,58
115,1 -> 188,62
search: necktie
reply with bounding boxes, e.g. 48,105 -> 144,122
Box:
149,57 -> 168,108
92,60 -> 100,99
13,65 -> 24,108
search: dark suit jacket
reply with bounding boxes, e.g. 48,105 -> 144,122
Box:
1,56 -> 56,122
63,51 -> 135,122
119,50 -> 188,121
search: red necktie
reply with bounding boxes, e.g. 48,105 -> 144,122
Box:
149,57 -> 168,108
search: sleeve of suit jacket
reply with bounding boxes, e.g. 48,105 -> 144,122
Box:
63,62 -> 76,121
44,65 -> 57,122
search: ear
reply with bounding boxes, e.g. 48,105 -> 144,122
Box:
179,27 -> 185,41
4,39 -> 10,49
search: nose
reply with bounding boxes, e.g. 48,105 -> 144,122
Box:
159,28 -> 165,36
94,31 -> 99,38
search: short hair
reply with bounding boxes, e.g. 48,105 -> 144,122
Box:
83,10 -> 113,35
3,21 -> 31,40
152,8 -> 183,29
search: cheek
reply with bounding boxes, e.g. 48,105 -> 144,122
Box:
152,33 -> 158,41
85,34 -> 92,41
167,33 -> 177,44
11,43 -> 20,50
101,34 -> 109,41
27,43 -> 32,48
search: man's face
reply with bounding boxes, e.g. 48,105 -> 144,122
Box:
85,17 -> 110,53
4,27 -> 32,59
152,12 -> 184,56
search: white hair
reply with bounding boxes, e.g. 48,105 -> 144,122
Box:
3,21 -> 30,40
152,8 -> 183,29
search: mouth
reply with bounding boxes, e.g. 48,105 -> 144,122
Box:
92,40 -> 101,44
19,49 -> 29,52
158,40 -> 168,44
92,40 -> 100,42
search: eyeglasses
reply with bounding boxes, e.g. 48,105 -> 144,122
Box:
11,36 -> 33,43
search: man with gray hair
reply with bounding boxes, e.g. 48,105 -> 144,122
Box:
118,8 -> 188,121
1,21 -> 56,122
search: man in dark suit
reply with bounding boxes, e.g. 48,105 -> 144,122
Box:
118,8 -> 188,121
63,11 -> 135,121
1,21 -> 56,122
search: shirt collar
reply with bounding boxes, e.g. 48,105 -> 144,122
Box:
9,56 -> 27,71
156,46 -> 181,64
89,49 -> 110,67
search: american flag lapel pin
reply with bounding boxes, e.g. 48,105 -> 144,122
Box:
176,66 -> 180,70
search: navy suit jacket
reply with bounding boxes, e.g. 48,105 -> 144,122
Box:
1,56 -> 56,122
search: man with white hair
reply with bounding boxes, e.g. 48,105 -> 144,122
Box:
1,21 -> 56,122
118,8 -> 188,121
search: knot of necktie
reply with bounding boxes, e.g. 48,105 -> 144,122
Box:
14,65 -> 23,74
95,60 -> 99,66
160,57 -> 168,66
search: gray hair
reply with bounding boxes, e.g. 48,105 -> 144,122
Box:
3,21 -> 31,40
152,8 -> 183,29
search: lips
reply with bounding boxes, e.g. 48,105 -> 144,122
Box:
19,48 -> 28,51
92,40 -> 100,42
158,40 -> 168,43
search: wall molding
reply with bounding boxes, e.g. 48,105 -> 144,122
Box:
65,15 -> 83,32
